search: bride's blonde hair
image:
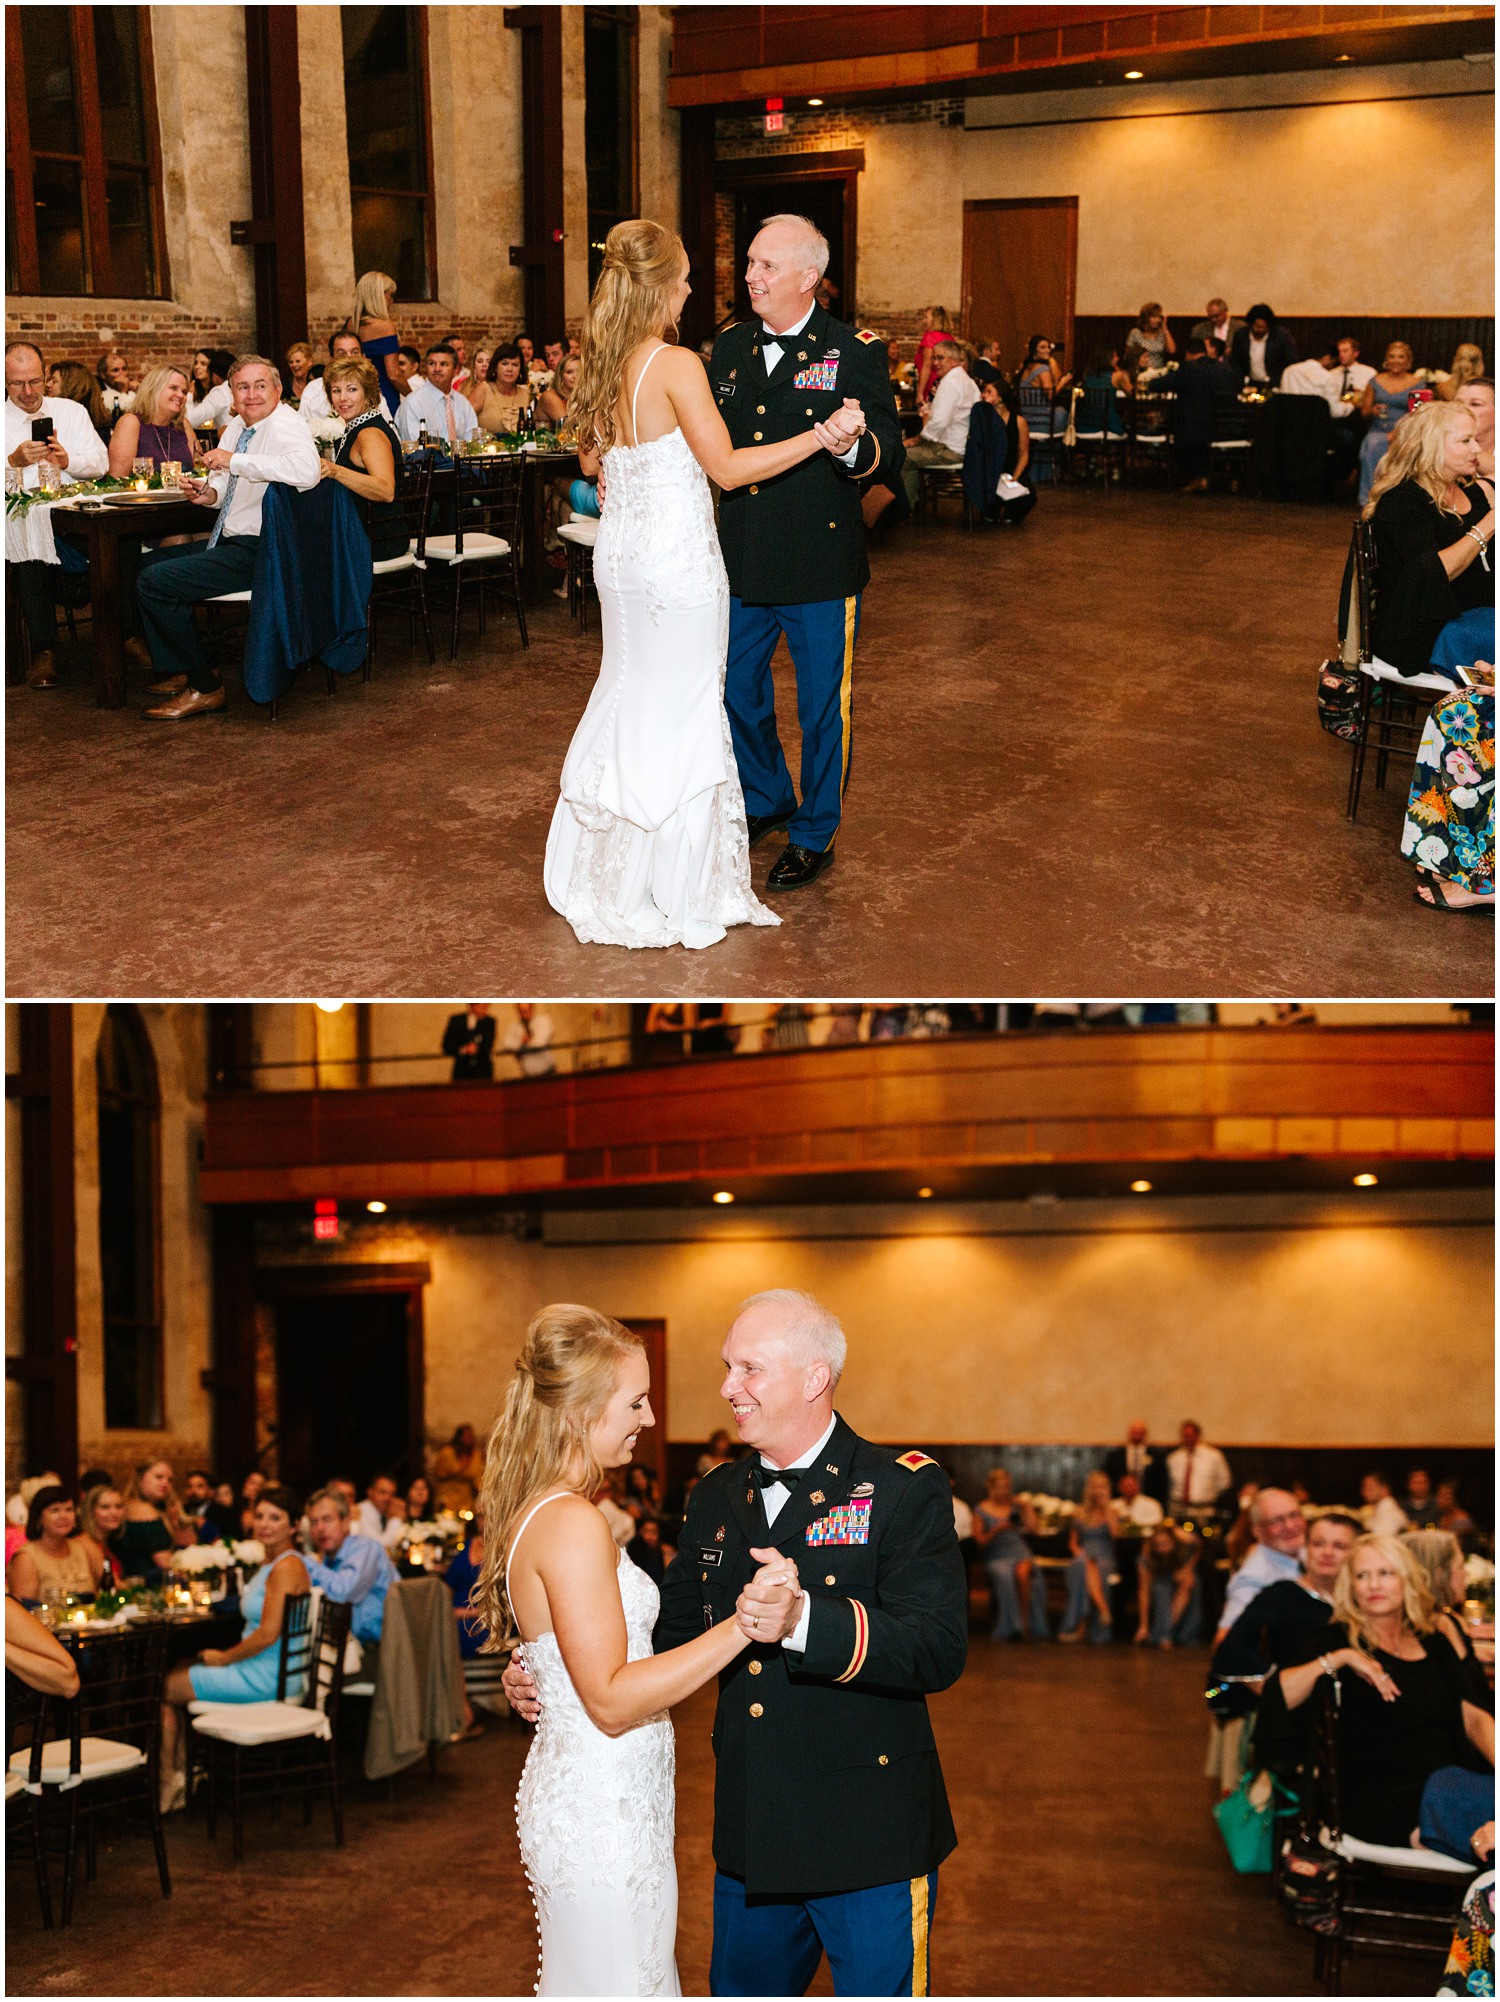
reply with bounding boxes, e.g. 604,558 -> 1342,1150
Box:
473,1303 -> 644,1651
569,219 -> 685,455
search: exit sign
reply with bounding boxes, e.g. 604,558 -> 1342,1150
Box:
313,1198 -> 339,1242
764,111 -> 784,133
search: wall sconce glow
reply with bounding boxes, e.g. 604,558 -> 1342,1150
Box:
315,1000 -> 345,1014
1335,53 -> 1352,60
807,97 -> 823,106
1130,1179 -> 1153,1193
1352,1172 -> 1378,1187
1123,70 -> 1144,79
916,1187 -> 933,1199
366,1200 -> 388,1214
712,1190 -> 735,1205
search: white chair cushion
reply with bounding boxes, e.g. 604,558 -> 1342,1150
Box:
1133,434 -> 1167,446
372,548 -> 421,575
1360,658 -> 1454,693
1323,1826 -> 1472,1875
208,589 -> 253,603
342,1680 -> 376,1698
6,1769 -> 27,1801
423,532 -> 510,563
8,1736 -> 145,1790
190,1700 -> 331,1745
1210,438 -> 1252,450
557,518 -> 600,547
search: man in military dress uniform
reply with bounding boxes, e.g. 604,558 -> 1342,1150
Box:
711,217 -> 905,891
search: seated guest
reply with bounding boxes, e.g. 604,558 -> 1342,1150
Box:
1405,1528 -> 1494,1709
78,1483 -> 127,1582
317,352 -> 404,559
1103,1420 -> 1170,1506
1408,654 -> 1496,927
1224,1485 -> 1261,1568
1437,1481 -> 1478,1537
1403,1468 -> 1443,1528
179,1469 -> 214,1524
1458,377 -> 1496,478
1321,335 -> 1377,405
1166,1420 -> 1233,1516
304,1485 -> 398,1646
1124,301 -> 1176,379
1192,297 -> 1245,349
95,348 -> 136,417
116,1458 -> 199,1579
432,1426 -> 484,1512
1018,334 -> 1070,400
968,336 -> 1003,389
974,1468 -> 1049,1641
1111,1471 -> 1164,1530
158,1484 -> 310,1812
696,1429 -> 737,1478
964,376 -> 1035,527
298,331 -> 363,424
107,363 -> 196,477
1075,348 -> 1128,436
541,335 -> 568,381
1216,1488 -> 1307,1640
1358,341 -> 1424,503
136,352 -> 321,720
444,333 -> 473,389
1135,1522 -> 1202,1647
444,1512 -> 494,1735
902,338 -> 979,508
1269,1535 -> 1493,1858
6,1487 -> 106,1603
283,341 -> 315,406
186,347 -> 236,430
623,1465 -> 660,1524
47,359 -> 113,441
395,344 -> 480,446
1229,304 -> 1298,388
469,346 -> 492,398
405,1474 -> 439,1524
914,305 -> 954,402
5,1595 -> 80,1700
346,268 -> 402,414
1059,1470 -> 1116,1644
536,351 -> 579,430
443,1005 -> 496,1081
239,1469 -> 266,1534
5,340 -> 110,689
391,344 -> 423,401
628,1515 -> 669,1585
517,334 -> 537,379
1211,1509 -> 1362,1711
1361,1469 -> 1410,1535
1173,336 -> 1242,493
354,1472 -> 408,1552
469,342 -> 534,433
1439,343 -> 1488,401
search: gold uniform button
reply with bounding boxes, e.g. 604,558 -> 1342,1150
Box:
749,1702 -> 764,1718
829,520 -> 836,528
748,1659 -> 762,1675
754,431 -> 763,440
756,404 -> 765,414
824,1574 -> 836,1586
749,485 -> 759,494
878,1754 -> 889,1766
806,407 -> 813,416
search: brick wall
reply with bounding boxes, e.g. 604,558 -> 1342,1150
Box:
6,298 -> 256,375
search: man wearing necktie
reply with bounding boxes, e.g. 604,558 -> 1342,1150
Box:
135,353 -> 321,719
709,216 -> 904,891
394,343 -> 479,448
1166,1419 -> 1233,1517
505,1287 -> 966,1995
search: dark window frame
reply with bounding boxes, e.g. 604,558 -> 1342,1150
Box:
583,5 -> 639,301
5,4 -> 170,300
96,1004 -> 165,1433
341,4 -> 438,304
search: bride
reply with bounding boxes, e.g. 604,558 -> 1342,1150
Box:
473,1304 -> 795,1996
544,218 -> 861,949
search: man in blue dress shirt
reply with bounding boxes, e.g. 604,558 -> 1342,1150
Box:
305,1486 -> 398,1647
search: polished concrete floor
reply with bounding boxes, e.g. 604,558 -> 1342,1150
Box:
5,1638 -> 1440,1996
7,488 -> 1490,998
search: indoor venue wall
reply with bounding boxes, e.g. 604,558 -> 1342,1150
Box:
5,1012 -> 24,1487
242,1003 -> 634,1091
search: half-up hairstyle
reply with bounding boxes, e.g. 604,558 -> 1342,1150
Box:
473,1303 -> 644,1651
569,219 -> 686,456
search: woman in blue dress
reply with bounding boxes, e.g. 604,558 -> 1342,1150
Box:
1358,341 -> 1424,504
156,1484 -> 309,1814
348,269 -> 403,417
1059,1471 -> 1117,1643
974,1468 -> 1049,1639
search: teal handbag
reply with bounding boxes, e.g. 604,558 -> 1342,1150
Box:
1213,1769 -> 1294,1874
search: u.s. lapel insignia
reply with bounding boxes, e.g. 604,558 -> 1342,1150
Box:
851,1481 -> 875,1498
714,1524 -> 725,1542
826,1463 -> 839,1475
809,1490 -> 825,1506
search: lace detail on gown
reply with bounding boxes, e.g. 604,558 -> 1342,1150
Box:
542,427 -> 780,951
515,1549 -> 680,1997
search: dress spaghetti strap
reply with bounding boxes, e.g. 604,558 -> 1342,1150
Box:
628,343 -> 667,446
505,1490 -> 575,1623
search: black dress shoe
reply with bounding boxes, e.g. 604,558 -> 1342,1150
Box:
766,842 -> 833,890
746,806 -> 796,847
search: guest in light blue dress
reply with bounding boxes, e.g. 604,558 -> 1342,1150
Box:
974,1469 -> 1050,1639
1136,1523 -> 1203,1647
1358,343 -> 1424,504
1060,1472 -> 1117,1643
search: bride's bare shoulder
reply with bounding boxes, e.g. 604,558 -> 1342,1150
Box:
524,1492 -> 616,1564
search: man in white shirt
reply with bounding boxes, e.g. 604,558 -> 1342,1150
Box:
353,1473 -> 408,1552
395,345 -> 480,446
136,352 -> 320,719
501,1003 -> 555,1079
1190,297 -> 1244,349
5,340 -> 110,688
1360,1470 -> 1410,1538
1323,337 -> 1376,408
901,338 -> 979,506
298,331 -> 362,424
1166,1420 -> 1233,1515
95,348 -> 136,419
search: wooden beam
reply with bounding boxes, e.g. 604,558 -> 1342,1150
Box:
6,1008 -> 79,1481
242,5 -> 308,355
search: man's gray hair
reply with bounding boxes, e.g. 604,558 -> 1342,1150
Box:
736,1288 -> 846,1386
306,1485 -> 351,1519
228,351 -> 282,390
758,213 -> 830,279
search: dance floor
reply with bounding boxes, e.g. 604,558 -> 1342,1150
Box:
4,1639 -> 1433,1996
8,488 -> 1487,999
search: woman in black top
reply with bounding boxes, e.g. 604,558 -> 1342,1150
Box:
318,353 -> 406,561
1209,1511 -> 1361,1717
1364,399 -> 1495,677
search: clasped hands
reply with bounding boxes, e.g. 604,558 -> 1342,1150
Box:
813,397 -> 866,456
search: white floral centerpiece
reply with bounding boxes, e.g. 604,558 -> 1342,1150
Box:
1464,1554 -> 1495,1589
1016,1491 -> 1077,1536
1136,361 -> 1179,389
171,1540 -> 234,1574
304,412 -> 346,448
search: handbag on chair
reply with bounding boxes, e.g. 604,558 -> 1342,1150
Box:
1213,1767 -> 1294,1873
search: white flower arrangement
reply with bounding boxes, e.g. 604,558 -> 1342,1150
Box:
230,1538 -> 266,1567
1136,362 -> 1179,388
404,1520 -> 446,1545
1464,1554 -> 1495,1587
304,412 -> 346,445
171,1540 -> 234,1573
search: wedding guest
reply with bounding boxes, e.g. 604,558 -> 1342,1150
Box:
1018,334 -> 1070,398
517,334 -> 537,377
1173,336 -> 1241,492
95,347 -> 135,417
1111,1471 -> 1164,1530
115,1458 -> 199,1579
1135,1522 -> 1202,1647
974,1468 -> 1048,1640
239,1470 -> 266,1535
1458,377 -> 1497,478
470,343 -> 534,432
405,1473 -> 440,1523
158,1484 -> 311,1812
444,1515 -> 492,1736
354,1473 -> 408,1551
444,333 -> 473,388
1191,297 -> 1244,349
1358,340 -> 1425,503
442,1005 -> 496,1081
283,341 -> 315,405
1102,1420 -> 1170,1505
1405,1528 -> 1494,1707
136,353 -> 321,720
6,1487 -> 106,1603
1438,1481 -> 1479,1537
78,1484 -> 127,1582
1228,304 -> 1298,389
346,269 -> 403,414
186,347 -> 236,430
915,304 -> 954,402
696,1429 -> 736,1477
395,345 -> 480,445
106,362 -> 195,481
318,352 -> 405,559
1404,1468 -> 1443,1528
1211,1510 -> 1361,1703
5,340 -> 110,688
304,1485 -> 397,1646
297,331 -> 363,424
964,376 -> 1034,526
391,344 -> 423,400
47,359 -> 112,441
1439,343 -> 1488,400
5,1477 -> 59,1567
1059,1471 -> 1116,1643
1166,1420 -> 1233,1514
536,352 -> 579,430
1124,302 -> 1177,379
501,1002 -> 555,1078
902,339 -> 978,507
542,335 -> 568,377
1321,335 -> 1377,403
1361,1470 -> 1410,1536
4,1596 -> 80,1699
1216,1488 -> 1307,1639
433,1424 -> 485,1512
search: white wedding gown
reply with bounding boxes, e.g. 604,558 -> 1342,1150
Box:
511,1495 -> 681,1997
543,347 -> 780,950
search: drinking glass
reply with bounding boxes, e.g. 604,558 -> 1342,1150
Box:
160,459 -> 182,489
36,460 -> 61,496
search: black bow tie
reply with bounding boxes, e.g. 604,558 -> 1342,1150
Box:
754,1461 -> 804,1492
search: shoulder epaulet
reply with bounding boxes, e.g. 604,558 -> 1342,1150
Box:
855,329 -> 880,345
896,1450 -> 937,1471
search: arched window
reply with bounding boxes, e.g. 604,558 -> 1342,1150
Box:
96,1005 -> 162,1429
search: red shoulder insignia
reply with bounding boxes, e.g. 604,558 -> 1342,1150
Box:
855,329 -> 879,345
896,1450 -> 937,1471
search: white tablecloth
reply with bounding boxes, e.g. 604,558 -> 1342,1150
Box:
5,496 -> 69,565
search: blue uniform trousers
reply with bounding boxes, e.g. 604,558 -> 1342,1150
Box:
725,594 -> 861,854
711,1868 -> 937,1996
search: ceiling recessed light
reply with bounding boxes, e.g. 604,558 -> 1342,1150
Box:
807,97 -> 823,106
1124,69 -> 1144,80
916,1186 -> 933,1199
366,1200 -> 387,1214
1335,52 -> 1352,60
315,1000 -> 345,1014
712,1190 -> 735,1205
1130,1179 -> 1153,1194
1352,1172 -> 1378,1187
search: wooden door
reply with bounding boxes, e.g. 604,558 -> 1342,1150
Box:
962,198 -> 1077,381
620,1317 -> 667,1489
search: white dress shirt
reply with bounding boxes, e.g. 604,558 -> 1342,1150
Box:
1167,1441 -> 1233,1511
922,365 -> 980,454
396,377 -> 479,445
5,395 -> 109,490
1219,1541 -> 1304,1632
353,1499 -> 407,1552
757,1413 -> 838,1655
1364,1495 -> 1410,1537
202,400 -> 321,539
186,380 -> 234,430
1247,334 -> 1270,383
760,304 -> 860,467
298,375 -> 332,423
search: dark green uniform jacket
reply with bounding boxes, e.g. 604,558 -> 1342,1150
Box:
709,305 -> 905,607
654,1414 -> 966,1897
